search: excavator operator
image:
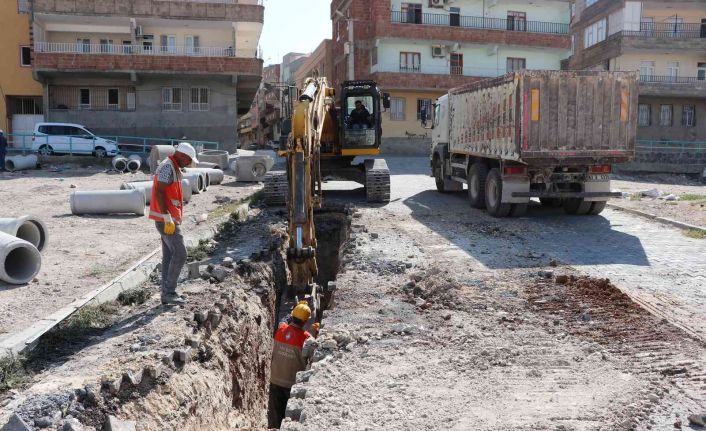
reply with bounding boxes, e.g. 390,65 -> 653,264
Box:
349,100 -> 372,129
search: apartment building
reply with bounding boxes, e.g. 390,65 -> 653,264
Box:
238,63 -> 281,147
280,52 -> 309,85
0,1 -> 43,137
330,0 -> 571,145
567,0 -> 706,142
294,39 -> 334,89
23,0 -> 264,147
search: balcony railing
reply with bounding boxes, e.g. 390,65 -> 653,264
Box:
619,22 -> 706,39
636,140 -> 706,154
374,63 -> 510,78
35,42 -> 242,57
391,10 -> 569,35
639,75 -> 706,84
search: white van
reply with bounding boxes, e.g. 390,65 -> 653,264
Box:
32,123 -> 119,158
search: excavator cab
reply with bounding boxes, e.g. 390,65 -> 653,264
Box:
339,80 -> 390,156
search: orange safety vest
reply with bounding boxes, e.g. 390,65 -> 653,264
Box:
270,322 -> 312,388
149,156 -> 184,224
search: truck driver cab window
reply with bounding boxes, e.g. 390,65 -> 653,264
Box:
347,96 -> 375,129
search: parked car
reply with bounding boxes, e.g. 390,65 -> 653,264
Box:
31,123 -> 118,158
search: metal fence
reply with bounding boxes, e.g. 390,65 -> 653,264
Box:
636,140 -> 706,154
390,11 -> 569,35
620,22 -> 706,39
6,134 -> 219,157
35,42 -> 239,58
639,75 -> 705,84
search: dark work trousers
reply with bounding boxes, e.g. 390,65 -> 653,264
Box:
155,222 -> 187,297
0,149 -> 5,171
268,383 -> 291,428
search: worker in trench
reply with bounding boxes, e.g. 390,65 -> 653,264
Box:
149,142 -> 198,305
268,301 -> 319,428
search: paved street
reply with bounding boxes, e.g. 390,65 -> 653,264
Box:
333,156 -> 706,341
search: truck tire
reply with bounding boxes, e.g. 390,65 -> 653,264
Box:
510,204 -> 528,217
468,163 -> 488,209
564,198 -> 592,215
433,156 -> 447,193
588,201 -> 607,215
485,168 -> 512,218
540,198 -> 562,208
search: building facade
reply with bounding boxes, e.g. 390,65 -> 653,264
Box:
567,0 -> 706,143
23,0 -> 264,148
330,0 -> 571,147
238,63 -> 281,148
280,52 -> 309,85
0,1 -> 43,138
294,39 -> 333,89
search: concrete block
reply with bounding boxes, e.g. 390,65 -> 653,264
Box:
208,310 -> 222,327
104,416 -> 136,431
174,347 -> 192,364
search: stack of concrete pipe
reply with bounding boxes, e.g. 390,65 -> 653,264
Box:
4,154 -> 38,172
182,171 -> 208,194
0,216 -> 48,285
120,178 -> 192,204
196,150 -> 229,170
183,167 -> 224,185
126,155 -> 142,173
112,155 -> 129,172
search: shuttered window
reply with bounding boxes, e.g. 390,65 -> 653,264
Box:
390,97 -> 406,121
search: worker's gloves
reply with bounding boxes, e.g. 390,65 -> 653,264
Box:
163,213 -> 176,235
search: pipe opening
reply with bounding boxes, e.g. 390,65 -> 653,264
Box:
126,161 -> 140,172
115,160 -> 127,171
28,220 -> 47,252
15,222 -> 41,250
4,245 -> 41,283
5,160 -> 16,171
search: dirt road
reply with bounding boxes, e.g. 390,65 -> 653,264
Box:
281,157 -> 706,430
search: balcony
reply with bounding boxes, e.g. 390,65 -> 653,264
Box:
390,10 -> 569,34
33,42 -> 262,76
370,63 -> 503,90
31,0 -> 263,22
638,75 -> 706,98
608,23 -> 706,51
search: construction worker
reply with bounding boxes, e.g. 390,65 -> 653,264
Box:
268,301 -> 313,428
149,142 -> 198,305
0,130 -> 7,172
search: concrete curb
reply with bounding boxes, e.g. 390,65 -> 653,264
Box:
606,202 -> 706,233
0,201 -> 251,358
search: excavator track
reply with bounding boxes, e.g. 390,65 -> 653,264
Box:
264,170 -> 288,206
365,159 -> 391,203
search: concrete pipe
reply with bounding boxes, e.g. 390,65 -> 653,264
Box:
181,179 -> 192,203
112,156 -> 128,172
0,216 -> 48,252
5,154 -> 38,172
196,150 -> 229,170
182,172 -> 205,194
233,155 -> 275,182
70,189 -> 146,216
192,161 -> 218,169
184,168 -> 224,185
149,145 -> 175,173
122,179 -> 192,204
126,154 -> 142,173
0,231 -> 42,285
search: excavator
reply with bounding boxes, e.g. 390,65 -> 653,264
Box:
266,76 -> 390,322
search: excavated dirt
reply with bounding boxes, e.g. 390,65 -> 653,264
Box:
0,210 -> 288,430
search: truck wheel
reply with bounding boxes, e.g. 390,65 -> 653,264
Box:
433,157 -> 447,193
485,168 -> 512,218
540,198 -> 562,208
588,201 -> 607,215
510,204 -> 528,217
564,198 -> 592,215
468,163 -> 488,209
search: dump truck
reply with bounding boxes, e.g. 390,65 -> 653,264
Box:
428,70 -> 638,217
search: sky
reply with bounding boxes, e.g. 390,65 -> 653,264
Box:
260,0 -> 333,66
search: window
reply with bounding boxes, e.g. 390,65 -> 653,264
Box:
401,3 -> 422,24
400,52 -> 420,73
77,38 -> 91,53
666,62 -> 679,82
371,47 -> 378,66
79,88 -> 91,109
390,97 -> 406,121
161,35 -> 177,54
698,63 -> 706,81
142,41 -> 153,52
638,104 -> 651,126
122,40 -> 132,54
639,61 -> 655,81
185,35 -> 200,55
507,57 -> 526,72
450,53 -> 463,75
659,105 -> 673,126
585,0 -> 599,7
127,92 -> 136,111
162,87 -> 182,111
682,105 -> 695,127
584,18 -> 606,48
107,88 -> 119,110
99,39 -> 113,53
20,46 -> 31,66
449,7 -> 461,27
507,11 -> 527,31
417,99 -> 432,120
190,87 -> 209,111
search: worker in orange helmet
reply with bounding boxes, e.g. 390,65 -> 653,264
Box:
268,301 -> 315,428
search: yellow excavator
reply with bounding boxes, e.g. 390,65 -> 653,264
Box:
266,76 -> 390,319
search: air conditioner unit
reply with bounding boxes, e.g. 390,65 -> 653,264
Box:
134,25 -> 143,38
344,41 -> 351,55
432,45 -> 446,58
429,0 -> 447,8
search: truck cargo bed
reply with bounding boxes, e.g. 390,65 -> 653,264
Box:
448,70 -> 638,165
